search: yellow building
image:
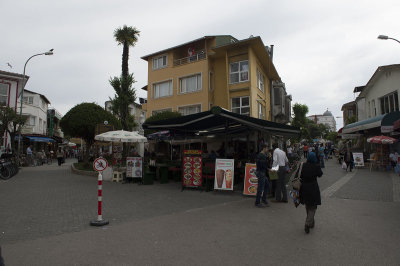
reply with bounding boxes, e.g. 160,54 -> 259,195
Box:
141,35 -> 282,120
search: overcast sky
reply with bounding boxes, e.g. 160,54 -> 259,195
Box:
1,0 -> 400,129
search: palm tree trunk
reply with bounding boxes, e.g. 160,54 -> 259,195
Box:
122,42 -> 129,79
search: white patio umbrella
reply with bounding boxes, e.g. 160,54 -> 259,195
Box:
95,130 -> 147,143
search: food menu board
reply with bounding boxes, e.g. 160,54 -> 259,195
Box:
352,153 -> 364,167
214,159 -> 234,191
243,163 -> 258,196
182,150 -> 202,187
126,157 -> 143,178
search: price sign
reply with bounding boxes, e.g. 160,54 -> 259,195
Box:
93,157 -> 108,172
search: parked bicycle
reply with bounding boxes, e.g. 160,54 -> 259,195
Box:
0,156 -> 19,180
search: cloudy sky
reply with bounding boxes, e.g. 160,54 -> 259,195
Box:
1,0 -> 400,129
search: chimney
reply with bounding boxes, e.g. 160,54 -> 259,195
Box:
270,45 -> 274,61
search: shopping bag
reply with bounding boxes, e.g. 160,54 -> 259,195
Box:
341,161 -> 347,170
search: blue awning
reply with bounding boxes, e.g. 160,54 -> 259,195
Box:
26,136 -> 55,143
343,115 -> 385,134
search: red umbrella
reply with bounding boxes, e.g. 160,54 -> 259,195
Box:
367,135 -> 398,144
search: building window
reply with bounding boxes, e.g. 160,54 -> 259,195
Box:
258,102 -> 265,119
229,60 -> 249,83
274,87 -> 282,105
179,73 -> 202,94
231,96 -> 250,116
348,109 -> 354,117
257,69 -> 264,92
25,116 -> 35,126
152,108 -> 172,116
153,80 -> 173,99
23,96 -> 34,105
178,104 -> 201,116
372,100 -> 376,116
152,54 -> 167,70
0,83 -> 9,106
380,92 -> 399,115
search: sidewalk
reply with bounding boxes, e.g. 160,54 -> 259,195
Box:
1,158 -> 400,265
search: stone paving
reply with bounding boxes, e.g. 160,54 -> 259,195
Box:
1,157 -> 399,265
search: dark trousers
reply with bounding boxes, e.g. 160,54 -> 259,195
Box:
303,151 -> 308,158
275,166 -> 288,201
305,205 -> 317,226
57,157 -> 63,166
346,161 -> 352,171
255,172 -> 269,205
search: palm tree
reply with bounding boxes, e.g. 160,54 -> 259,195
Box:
110,25 -> 140,130
113,25 -> 140,79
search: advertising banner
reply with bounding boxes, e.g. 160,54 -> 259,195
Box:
214,159 -> 234,190
243,163 -> 257,196
352,153 -> 364,167
126,157 -> 143,178
182,150 -> 202,187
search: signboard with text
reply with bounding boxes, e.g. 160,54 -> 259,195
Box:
126,157 -> 143,178
353,152 -> 364,167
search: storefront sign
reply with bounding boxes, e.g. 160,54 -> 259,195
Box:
353,152 -> 364,167
182,150 -> 202,188
126,157 -> 143,178
243,163 -> 257,196
214,159 -> 234,191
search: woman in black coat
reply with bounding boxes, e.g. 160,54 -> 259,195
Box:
297,151 -> 323,234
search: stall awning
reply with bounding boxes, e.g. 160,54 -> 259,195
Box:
342,111 -> 400,134
26,136 -> 55,143
143,106 -> 300,137
381,111 -> 400,133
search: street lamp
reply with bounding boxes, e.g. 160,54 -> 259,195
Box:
377,35 -> 400,44
17,49 -> 54,158
138,113 -> 145,135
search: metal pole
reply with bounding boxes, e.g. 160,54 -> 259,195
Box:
17,51 -> 53,159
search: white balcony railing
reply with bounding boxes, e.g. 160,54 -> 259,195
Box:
174,49 -> 206,66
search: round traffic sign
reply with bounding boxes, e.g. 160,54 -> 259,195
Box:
93,157 -> 108,172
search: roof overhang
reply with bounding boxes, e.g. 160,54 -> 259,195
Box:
143,106 -> 300,138
343,111 -> 400,134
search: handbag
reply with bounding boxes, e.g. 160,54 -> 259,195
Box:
291,162 -> 303,191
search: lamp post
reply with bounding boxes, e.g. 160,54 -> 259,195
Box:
377,35 -> 400,44
17,49 -> 54,158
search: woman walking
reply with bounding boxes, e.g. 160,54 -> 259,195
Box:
57,147 -> 64,166
297,152 -> 323,234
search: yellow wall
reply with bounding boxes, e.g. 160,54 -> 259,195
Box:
144,37 -> 275,121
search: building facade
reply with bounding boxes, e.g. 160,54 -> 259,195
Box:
141,35 -> 290,121
307,109 -> 337,132
0,70 -> 26,149
17,89 -> 50,135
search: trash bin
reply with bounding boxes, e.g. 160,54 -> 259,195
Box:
143,167 -> 155,185
159,165 -> 169,184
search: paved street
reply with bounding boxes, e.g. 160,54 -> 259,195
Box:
1,158 -> 400,265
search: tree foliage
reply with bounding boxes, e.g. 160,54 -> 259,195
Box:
60,103 -> 121,162
143,111 -> 182,135
0,106 -> 26,153
113,25 -> 140,78
291,103 -> 309,128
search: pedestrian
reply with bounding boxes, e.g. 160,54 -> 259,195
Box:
344,147 -> 354,172
272,143 -> 289,203
57,147 -> 63,166
303,143 -> 308,158
287,145 -> 293,159
0,246 -> 4,266
255,143 -> 270,207
298,151 -> 323,234
318,144 -> 325,168
26,145 -> 33,166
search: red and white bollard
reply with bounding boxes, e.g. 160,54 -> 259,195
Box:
91,158 -> 109,226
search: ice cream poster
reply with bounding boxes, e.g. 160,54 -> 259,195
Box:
352,153 -> 364,167
214,159 -> 234,190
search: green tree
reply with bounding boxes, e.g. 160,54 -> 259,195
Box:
60,103 -> 121,163
143,111 -> 182,135
345,115 -> 356,125
326,131 -> 338,143
109,25 -> 140,130
291,103 -> 309,140
0,106 -> 26,154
